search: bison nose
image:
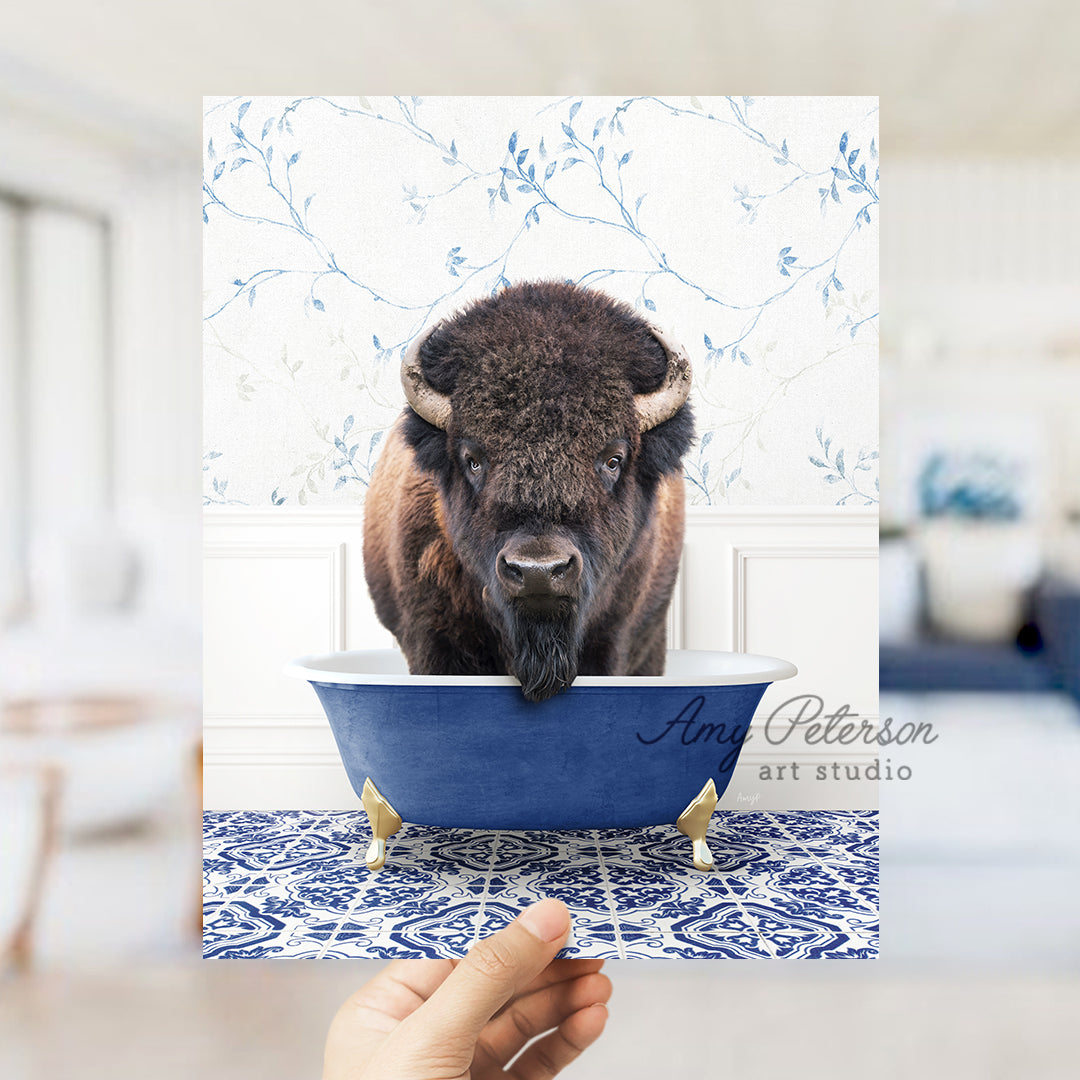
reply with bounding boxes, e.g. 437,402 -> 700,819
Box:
496,540 -> 582,601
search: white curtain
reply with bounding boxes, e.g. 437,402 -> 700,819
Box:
0,201 -> 19,623
0,198 -> 110,624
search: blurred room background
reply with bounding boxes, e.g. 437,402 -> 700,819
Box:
0,45 -> 203,984
880,158 -> 1080,972
2,1 -> 1079,1078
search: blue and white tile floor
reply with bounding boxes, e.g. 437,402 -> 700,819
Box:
203,810 -> 878,960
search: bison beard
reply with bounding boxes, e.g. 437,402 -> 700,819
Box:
502,603 -> 583,703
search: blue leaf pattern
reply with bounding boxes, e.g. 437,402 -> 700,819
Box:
203,96 -> 877,507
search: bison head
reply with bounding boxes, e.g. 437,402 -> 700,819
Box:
401,281 -> 693,701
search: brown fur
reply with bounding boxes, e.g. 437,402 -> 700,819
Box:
363,281 -> 694,700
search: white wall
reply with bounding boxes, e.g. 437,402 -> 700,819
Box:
110,165 -> 202,625
0,203 -> 20,620
881,159 -> 1080,549
202,96 -> 879,511
203,505 -> 878,811
24,208 -> 110,529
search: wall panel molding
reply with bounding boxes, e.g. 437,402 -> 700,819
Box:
686,506 -> 878,527
204,713 -> 327,729
205,540 -> 346,652
666,546 -> 686,650
203,505 -> 878,810
731,544 -> 879,652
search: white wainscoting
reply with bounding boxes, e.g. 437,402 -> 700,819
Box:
204,505 -> 879,811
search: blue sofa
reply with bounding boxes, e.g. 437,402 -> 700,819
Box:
880,577 -> 1080,700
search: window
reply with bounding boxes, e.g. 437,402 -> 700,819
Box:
0,194 -> 110,623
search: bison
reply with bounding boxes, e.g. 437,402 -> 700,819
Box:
363,280 -> 694,702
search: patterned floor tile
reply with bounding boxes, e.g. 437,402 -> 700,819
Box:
736,900 -> 862,959
713,812 -> 807,851
381,900 -> 489,956
202,810 -> 311,847
824,832 -> 879,866
202,897 -> 341,959
395,825 -> 499,871
202,810 -> 878,960
491,829 -> 599,871
631,902 -> 776,959
723,836 -> 879,955
770,811 -> 880,861
490,866 -> 611,916
600,824 -> 776,876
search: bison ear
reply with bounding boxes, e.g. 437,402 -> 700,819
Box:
402,324 -> 455,430
400,320 -> 460,484
416,322 -> 460,394
630,321 -> 694,480
625,331 -> 671,396
402,407 -> 456,486
637,399 -> 695,483
631,323 -> 692,433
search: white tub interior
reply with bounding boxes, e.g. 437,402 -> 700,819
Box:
284,648 -> 797,687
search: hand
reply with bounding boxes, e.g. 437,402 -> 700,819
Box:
324,898 -> 611,1079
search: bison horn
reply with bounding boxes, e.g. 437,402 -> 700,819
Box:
401,330 -> 453,430
636,323 -> 693,432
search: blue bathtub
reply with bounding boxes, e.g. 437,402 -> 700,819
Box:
285,648 -> 796,870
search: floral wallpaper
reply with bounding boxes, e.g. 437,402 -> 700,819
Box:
203,96 -> 878,508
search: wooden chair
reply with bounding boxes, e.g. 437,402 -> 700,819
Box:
0,765 -> 60,973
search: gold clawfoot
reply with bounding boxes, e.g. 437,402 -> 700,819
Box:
360,777 -> 402,871
676,778 -> 719,872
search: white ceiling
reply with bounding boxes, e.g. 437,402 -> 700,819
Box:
0,0 -> 1078,156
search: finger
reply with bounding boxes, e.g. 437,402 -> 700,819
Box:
373,959 -> 457,1008
342,959 -> 454,1028
489,958 -> 606,1018
404,898 -> 572,1051
324,959 -> 455,1080
508,1003 -> 610,1080
478,971 -> 612,1064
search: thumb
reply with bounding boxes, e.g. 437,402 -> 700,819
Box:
400,899 -> 572,1056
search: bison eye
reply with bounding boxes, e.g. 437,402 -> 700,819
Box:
597,441 -> 628,490
459,444 -> 486,487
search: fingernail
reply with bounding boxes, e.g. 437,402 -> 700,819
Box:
517,898 -> 570,942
